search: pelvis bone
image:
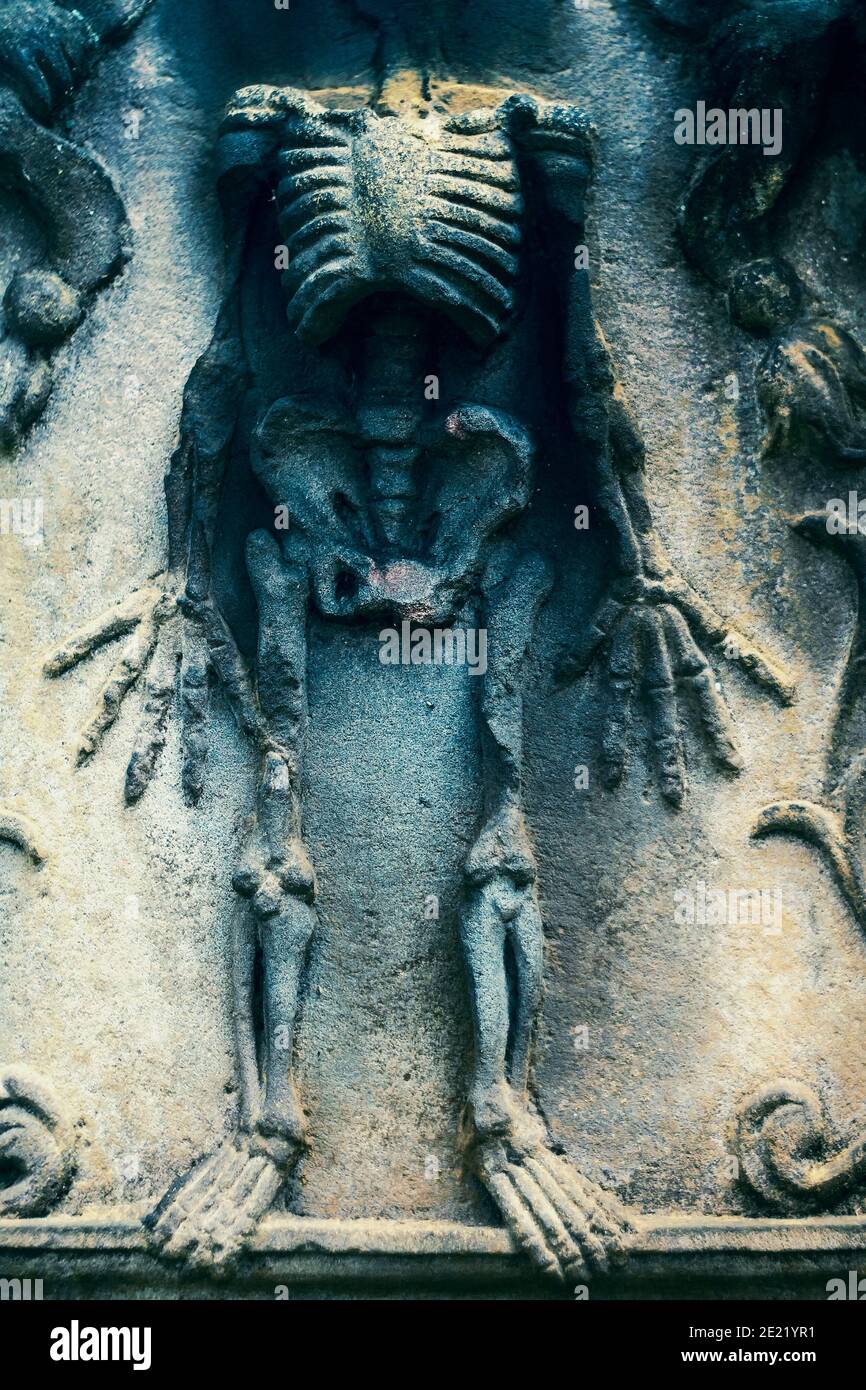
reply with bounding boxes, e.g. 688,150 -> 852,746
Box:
252,396 -> 535,623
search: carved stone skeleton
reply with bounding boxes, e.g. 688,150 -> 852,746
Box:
46,73 -> 795,1279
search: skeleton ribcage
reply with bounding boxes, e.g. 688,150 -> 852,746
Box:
274,105 -> 524,347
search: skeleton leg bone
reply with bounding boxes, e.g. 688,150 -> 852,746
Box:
148,533 -> 316,1269
462,545 -> 634,1282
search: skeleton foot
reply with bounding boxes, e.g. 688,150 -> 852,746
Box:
471,1101 -> 634,1285
146,1131 -> 298,1272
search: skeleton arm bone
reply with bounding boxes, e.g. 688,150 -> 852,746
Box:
506,98 -> 793,806
44,107 -> 284,803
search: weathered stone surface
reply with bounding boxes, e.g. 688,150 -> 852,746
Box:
1,0 -> 865,1299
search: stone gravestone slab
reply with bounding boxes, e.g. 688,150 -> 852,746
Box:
1,0 -> 865,1299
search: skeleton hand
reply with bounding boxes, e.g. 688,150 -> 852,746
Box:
44,573 -> 264,805
0,1 -> 97,120
556,573 -> 795,806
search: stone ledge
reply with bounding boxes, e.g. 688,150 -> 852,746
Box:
1,1212 -> 864,1296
